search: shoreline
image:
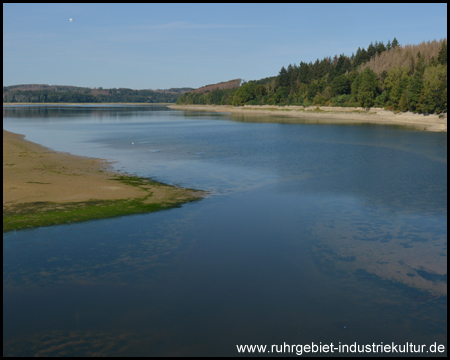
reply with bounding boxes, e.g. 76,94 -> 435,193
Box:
3,130 -> 206,232
168,104 -> 447,132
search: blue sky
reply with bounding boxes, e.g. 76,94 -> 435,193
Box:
3,3 -> 447,90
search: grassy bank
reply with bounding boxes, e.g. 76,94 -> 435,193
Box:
3,175 -> 203,232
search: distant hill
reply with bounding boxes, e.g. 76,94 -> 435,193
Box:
153,87 -> 195,94
3,84 -> 194,103
189,79 -> 241,94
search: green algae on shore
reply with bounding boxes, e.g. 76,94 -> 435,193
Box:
3,175 -> 205,233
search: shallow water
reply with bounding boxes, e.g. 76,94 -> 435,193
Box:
3,105 -> 447,356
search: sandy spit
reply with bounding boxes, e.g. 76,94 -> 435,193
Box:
168,105 -> 447,132
3,129 -> 203,218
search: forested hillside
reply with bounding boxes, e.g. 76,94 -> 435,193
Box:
190,79 -> 242,94
3,85 -> 193,103
177,38 -> 447,114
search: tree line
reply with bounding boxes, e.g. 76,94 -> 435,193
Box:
3,87 -> 190,104
177,38 -> 447,114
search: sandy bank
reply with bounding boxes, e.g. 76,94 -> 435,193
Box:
3,130 -> 205,231
168,105 -> 447,132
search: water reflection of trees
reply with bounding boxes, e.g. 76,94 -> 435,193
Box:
3,105 -> 171,119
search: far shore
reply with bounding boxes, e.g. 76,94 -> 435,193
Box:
4,103 -> 446,132
3,129 -> 206,232
168,104 -> 447,132
3,102 -> 172,105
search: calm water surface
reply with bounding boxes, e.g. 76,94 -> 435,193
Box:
3,105 -> 447,356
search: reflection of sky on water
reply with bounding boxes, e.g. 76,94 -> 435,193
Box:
3,105 -> 447,356
4,188 -> 448,355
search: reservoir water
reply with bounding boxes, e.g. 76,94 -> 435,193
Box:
3,105 -> 447,356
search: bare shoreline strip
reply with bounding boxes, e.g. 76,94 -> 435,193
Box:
168,104 -> 447,132
3,129 -> 205,231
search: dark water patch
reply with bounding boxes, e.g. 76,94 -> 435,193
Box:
399,242 -> 414,248
416,268 -> 447,282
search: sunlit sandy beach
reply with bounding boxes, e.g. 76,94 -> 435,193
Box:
168,105 -> 447,132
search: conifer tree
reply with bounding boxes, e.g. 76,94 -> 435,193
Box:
406,71 -> 423,111
384,65 -> 410,109
380,70 -> 389,85
353,68 -> 380,108
360,48 -> 368,64
415,52 -> 426,76
367,42 -> 376,59
391,37 -> 399,48
277,66 -> 289,88
429,56 -> 438,67
437,40 -> 447,65
306,62 -> 314,83
398,90 -> 409,111
376,41 -> 386,54
298,62 -> 309,84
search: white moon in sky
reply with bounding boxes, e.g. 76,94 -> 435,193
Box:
69,18 -> 73,22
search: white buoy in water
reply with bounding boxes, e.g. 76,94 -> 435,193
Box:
69,18 -> 73,22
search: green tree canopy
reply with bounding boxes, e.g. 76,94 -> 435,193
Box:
406,71 -> 423,112
231,83 -> 256,106
383,65 -> 411,108
332,74 -> 350,95
352,68 -> 380,108
418,64 -> 447,113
